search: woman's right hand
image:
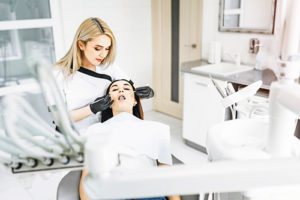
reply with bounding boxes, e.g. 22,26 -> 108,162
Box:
89,94 -> 114,114
70,95 -> 113,122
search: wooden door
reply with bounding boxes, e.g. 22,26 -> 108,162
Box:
152,0 -> 202,119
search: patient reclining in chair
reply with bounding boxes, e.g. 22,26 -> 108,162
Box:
79,79 -> 180,200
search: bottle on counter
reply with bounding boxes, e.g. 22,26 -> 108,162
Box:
254,44 -> 264,71
208,41 -> 221,64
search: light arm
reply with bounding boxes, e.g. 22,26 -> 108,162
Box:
83,158 -> 300,199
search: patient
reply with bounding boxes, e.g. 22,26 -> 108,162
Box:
79,79 -> 180,200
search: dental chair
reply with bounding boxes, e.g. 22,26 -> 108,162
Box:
56,156 -> 199,200
57,170 -> 82,200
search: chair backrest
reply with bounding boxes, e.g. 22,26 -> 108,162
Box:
56,170 -> 82,200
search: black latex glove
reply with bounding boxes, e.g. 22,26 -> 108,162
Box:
135,86 -> 154,99
90,94 -> 114,114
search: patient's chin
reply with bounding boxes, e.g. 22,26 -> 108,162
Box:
112,105 -> 133,114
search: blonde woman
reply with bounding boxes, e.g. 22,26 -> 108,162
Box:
50,17 -> 153,134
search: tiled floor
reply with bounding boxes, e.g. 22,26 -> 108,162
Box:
144,110 -> 208,165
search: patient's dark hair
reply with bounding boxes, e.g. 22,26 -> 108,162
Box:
101,79 -> 144,122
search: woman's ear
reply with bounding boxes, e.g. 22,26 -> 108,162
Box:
78,40 -> 85,51
133,100 -> 137,106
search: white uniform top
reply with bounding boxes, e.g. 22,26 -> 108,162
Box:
48,64 -> 129,134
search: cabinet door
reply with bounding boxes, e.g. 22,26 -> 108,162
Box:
182,73 -> 226,149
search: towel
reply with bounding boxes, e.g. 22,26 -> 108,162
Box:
85,112 -> 172,166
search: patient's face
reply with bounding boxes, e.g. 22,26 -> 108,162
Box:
109,80 -> 137,115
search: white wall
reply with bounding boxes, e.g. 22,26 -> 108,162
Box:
202,0 -> 280,73
58,0 -> 153,111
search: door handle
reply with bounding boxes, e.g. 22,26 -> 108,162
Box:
184,43 -> 197,48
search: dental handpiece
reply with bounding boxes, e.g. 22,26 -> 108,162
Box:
209,74 -> 227,98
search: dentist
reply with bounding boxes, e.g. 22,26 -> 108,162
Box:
50,17 -> 153,133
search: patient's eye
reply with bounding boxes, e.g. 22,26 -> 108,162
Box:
112,89 -> 118,92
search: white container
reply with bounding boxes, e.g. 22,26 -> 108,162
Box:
208,41 -> 221,64
254,46 -> 264,71
236,95 -> 269,119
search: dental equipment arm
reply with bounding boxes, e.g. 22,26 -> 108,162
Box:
85,160 -> 300,199
0,137 -> 27,159
0,55 -> 85,171
1,95 -> 73,166
209,75 -> 236,118
0,152 -> 12,165
2,95 -> 68,149
266,0 -> 300,157
278,85 -> 300,116
220,81 -> 262,108
209,74 -> 262,109
266,76 -> 300,156
28,57 -> 84,160
209,75 -> 226,98
83,134 -> 300,199
0,135 -> 41,168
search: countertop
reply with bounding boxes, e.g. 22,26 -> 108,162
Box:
181,60 -> 277,90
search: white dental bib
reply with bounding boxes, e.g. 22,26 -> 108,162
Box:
85,112 -> 173,169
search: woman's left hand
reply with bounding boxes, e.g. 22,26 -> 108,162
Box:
135,86 -> 154,99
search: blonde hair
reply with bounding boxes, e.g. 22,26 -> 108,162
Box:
55,17 -> 116,77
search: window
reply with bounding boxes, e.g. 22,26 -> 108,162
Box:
0,0 -> 63,84
223,0 -> 242,28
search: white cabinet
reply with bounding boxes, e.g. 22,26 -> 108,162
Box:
182,73 -> 227,151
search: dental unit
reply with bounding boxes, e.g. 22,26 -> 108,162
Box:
0,56 -> 85,172
209,74 -> 264,120
266,0 -> 300,157
1,0 -> 300,199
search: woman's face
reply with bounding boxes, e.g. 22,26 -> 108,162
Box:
109,80 -> 137,115
78,35 -> 111,67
